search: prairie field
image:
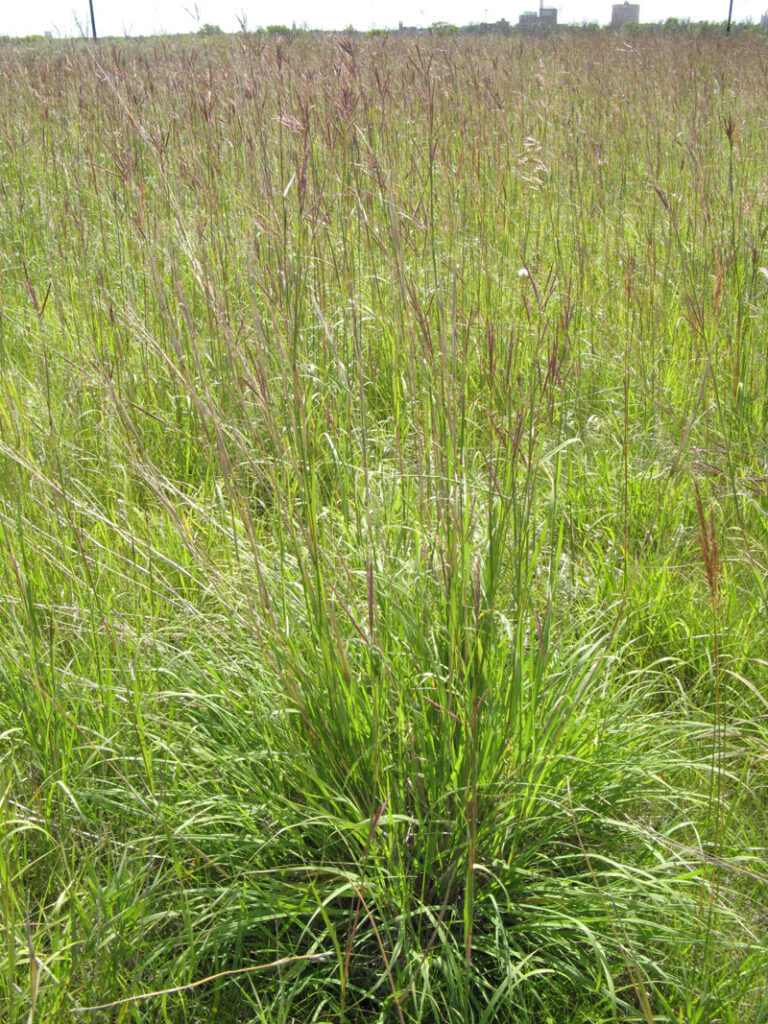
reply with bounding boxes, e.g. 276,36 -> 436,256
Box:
1,29 -> 768,1022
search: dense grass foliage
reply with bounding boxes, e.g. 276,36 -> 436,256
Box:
1,30 -> 768,1022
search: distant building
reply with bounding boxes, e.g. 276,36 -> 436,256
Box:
611,2 -> 640,26
519,3 -> 557,28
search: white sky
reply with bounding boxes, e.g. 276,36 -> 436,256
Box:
1,0 -> 763,37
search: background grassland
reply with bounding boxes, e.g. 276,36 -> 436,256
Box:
1,29 -> 767,1023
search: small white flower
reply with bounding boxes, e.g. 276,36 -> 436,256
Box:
759,267 -> 768,281
518,267 -> 530,279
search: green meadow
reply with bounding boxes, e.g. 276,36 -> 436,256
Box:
1,29 -> 767,1022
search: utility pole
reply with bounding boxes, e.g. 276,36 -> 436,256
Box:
88,0 -> 97,39
726,0 -> 733,31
